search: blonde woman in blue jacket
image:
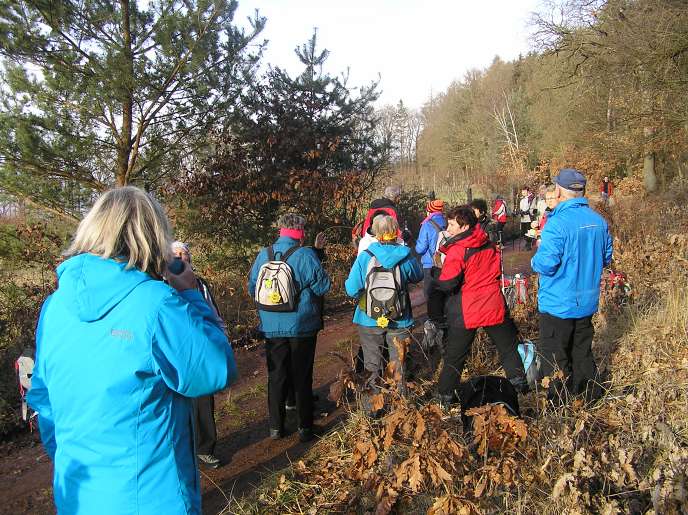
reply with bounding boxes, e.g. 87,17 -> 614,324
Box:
28,186 -> 237,515
345,215 -> 422,415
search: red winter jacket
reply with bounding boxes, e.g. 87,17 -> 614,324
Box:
436,225 -> 505,329
600,181 -> 613,196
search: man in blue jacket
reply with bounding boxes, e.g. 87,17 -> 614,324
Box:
248,214 -> 331,442
415,199 -> 446,299
531,169 -> 613,402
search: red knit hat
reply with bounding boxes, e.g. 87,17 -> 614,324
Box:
426,199 -> 444,213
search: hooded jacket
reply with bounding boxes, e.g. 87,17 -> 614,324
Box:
415,212 -> 447,268
27,253 -> 237,515
435,225 -> 505,329
248,237 -> 331,338
531,197 -> 613,318
345,242 -> 422,328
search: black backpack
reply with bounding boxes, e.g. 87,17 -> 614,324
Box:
459,375 -> 520,432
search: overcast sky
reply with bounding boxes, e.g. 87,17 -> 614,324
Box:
235,0 -> 541,109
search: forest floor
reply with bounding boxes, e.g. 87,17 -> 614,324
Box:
0,245 -> 534,515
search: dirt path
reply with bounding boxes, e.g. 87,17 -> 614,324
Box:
0,245 -> 534,515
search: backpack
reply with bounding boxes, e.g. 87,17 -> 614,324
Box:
427,218 -> 449,268
459,375 -> 520,433
359,207 -> 400,239
15,347 -> 37,428
517,339 -> 540,387
254,245 -> 301,312
362,249 -> 407,320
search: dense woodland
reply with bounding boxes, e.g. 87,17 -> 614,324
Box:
1,1 -> 688,513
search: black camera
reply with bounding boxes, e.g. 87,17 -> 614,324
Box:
168,257 -> 185,275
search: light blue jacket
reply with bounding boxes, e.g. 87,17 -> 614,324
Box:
248,237 -> 331,338
415,213 -> 447,268
345,242 -> 423,328
27,253 -> 237,515
531,198 -> 613,318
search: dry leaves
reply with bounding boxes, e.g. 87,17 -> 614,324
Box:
465,404 -> 528,457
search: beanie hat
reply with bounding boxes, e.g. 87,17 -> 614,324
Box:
426,199 -> 444,213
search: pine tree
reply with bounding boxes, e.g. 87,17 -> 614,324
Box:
172,30 -> 389,246
0,0 -> 265,217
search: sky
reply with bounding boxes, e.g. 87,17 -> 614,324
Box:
234,0 -> 541,110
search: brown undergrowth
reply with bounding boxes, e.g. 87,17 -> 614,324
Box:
224,182 -> 688,514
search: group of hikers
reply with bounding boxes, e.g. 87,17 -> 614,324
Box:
24,167 -> 613,514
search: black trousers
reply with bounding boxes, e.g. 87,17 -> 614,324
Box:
538,313 -> 599,399
423,268 -> 434,300
438,317 -> 526,397
520,222 -> 532,249
266,336 -> 317,431
193,394 -> 217,455
426,267 -> 446,323
494,221 -> 505,243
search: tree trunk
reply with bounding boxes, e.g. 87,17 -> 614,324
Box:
643,152 -> 657,192
643,126 -> 657,192
116,0 -> 134,186
606,87 -> 614,132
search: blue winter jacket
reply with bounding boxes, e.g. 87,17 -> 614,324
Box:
248,237 -> 331,338
27,253 -> 237,515
415,213 -> 447,268
345,242 -> 423,328
531,198 -> 613,319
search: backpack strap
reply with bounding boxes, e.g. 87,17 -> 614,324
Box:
428,218 -> 443,233
270,244 -> 301,262
463,241 -> 495,263
280,245 -> 301,262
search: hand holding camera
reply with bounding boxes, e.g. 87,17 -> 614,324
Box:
166,257 -> 197,291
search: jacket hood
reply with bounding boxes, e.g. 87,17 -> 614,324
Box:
56,253 -> 154,322
440,224 -> 488,253
549,197 -> 589,218
366,242 -> 412,268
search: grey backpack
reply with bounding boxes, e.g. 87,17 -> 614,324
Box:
363,249 -> 407,320
254,245 -> 300,312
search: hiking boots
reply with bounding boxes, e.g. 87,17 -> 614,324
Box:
197,454 -> 220,469
297,427 -> 313,442
437,393 -> 456,409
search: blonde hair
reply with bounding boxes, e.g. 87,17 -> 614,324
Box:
372,215 -> 399,242
65,186 -> 173,278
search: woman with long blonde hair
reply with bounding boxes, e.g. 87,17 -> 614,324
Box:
28,186 -> 237,515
